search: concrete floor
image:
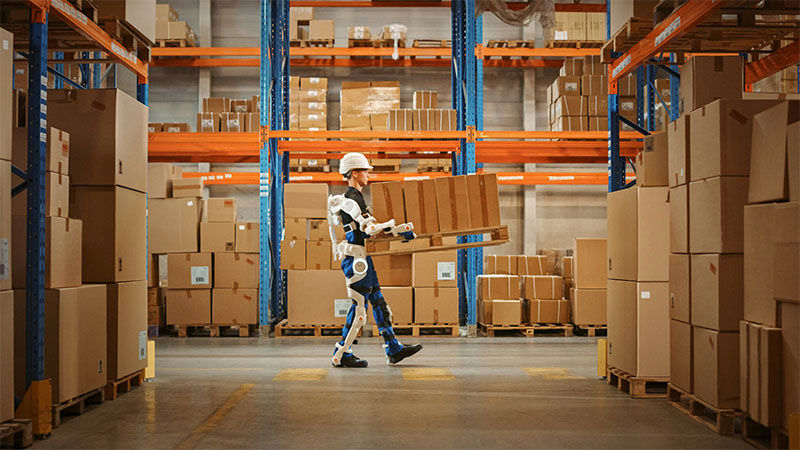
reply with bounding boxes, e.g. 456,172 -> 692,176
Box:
33,336 -> 751,449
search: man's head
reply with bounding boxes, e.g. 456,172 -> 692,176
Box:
339,152 -> 373,189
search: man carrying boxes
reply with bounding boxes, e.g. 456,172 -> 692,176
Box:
327,152 -> 423,368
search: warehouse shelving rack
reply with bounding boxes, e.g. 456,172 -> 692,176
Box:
6,0 -> 150,432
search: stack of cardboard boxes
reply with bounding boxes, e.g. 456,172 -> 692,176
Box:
548,56 -> 609,132
607,132 -> 670,379
740,102 -> 798,431
553,11 -> 606,41
196,96 -> 260,133
289,7 -> 334,43
95,0 -> 156,45
571,238 -> 607,327
288,76 -> 330,168
1,27 -> 14,425
155,3 -> 198,46
340,80 -> 399,135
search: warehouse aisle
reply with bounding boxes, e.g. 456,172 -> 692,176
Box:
34,338 -> 748,449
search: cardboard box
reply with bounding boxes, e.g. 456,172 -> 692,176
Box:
779,302 -> 798,429
171,178 -> 204,198
561,256 -> 573,278
690,99 -> 777,181
69,186 -> 146,282
434,176 -> 470,232
749,102 -> 800,203
679,56 -> 742,115
669,254 -> 691,323
691,253 -> 743,331
214,252 -> 258,289
235,222 -> 259,253
574,238 -> 607,289
167,253 -> 212,289
347,26 -> 371,40
147,163 -> 183,199
106,281 -> 147,380
522,275 -> 563,300
479,299 -> 493,324
689,176 -> 748,253
0,28 -> 11,161
280,239 -> 306,270
306,219 -> 328,242
166,289 -> 211,325
671,319 -> 693,393
570,288 -> 606,325
372,254 -> 412,287
284,218 -> 306,241
307,240 -> 331,270
284,184 -> 328,218
14,286 -> 107,402
156,3 -> 178,22
371,181 -> 405,223
529,299 -> 570,324
11,127 -> 69,175
668,114 -> 690,187
290,6 -> 313,21
744,203 -> 778,326
1,162 -> 9,289
203,97 -> 230,113
204,198 -> 237,223
484,255 -> 517,275
220,112 -> 248,132
212,288 -> 257,325
516,255 -> 546,276
581,75 -> 606,97
12,171 -> 69,217
773,202 -> 799,303
0,291 -> 12,422
412,91 -> 438,109
287,270 -> 348,325
492,300 -> 522,326
309,20 -> 334,40
554,96 -> 588,118
586,96 -> 608,117
559,58 -> 583,77
551,76 -> 581,99
693,326 -> 739,409
300,77 -> 328,91
414,287 -> 458,324
638,132 -> 668,187
403,179 -> 439,234
48,89 -> 146,192
607,186 -> 669,282
379,287 -> 412,324
607,280 -> 670,378
412,251 -> 457,288
12,216 -> 83,289
96,0 -> 156,43
147,198 -> 200,253
463,174 -> 501,229
196,113 -> 219,132
478,275 -> 521,300
669,185 -> 689,253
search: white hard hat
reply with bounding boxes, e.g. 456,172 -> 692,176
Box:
339,152 -> 373,175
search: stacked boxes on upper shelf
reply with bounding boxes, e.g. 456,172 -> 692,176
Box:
195,96 -> 260,133
289,76 -> 330,169
340,80 -> 400,136
386,88 -> 457,133
155,3 -> 198,46
289,7 -> 335,43
548,56 -> 610,132
553,11 -> 606,42
0,27 -> 13,423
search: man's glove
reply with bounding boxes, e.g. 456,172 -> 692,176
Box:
399,230 -> 416,241
387,222 -> 415,240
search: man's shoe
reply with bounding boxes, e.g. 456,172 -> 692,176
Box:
334,354 -> 368,368
388,344 -> 423,364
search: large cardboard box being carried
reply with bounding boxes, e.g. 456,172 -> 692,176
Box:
12,216 -> 82,289
574,238 -> 607,289
402,179 -> 439,234
48,89 -> 147,193
607,186 -> 669,282
287,270 -> 347,325
414,287 -> 458,324
70,186 -> 147,282
607,280 -> 670,378
0,291 -> 12,422
147,197 -> 201,253
106,281 -> 147,380
13,286 -> 107,402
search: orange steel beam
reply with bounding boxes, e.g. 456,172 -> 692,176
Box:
38,0 -> 149,81
151,57 -> 563,68
476,130 -> 644,139
745,40 -> 800,87
481,47 -> 601,58
287,1 -> 605,11
608,0 -> 726,84
152,46 -> 599,59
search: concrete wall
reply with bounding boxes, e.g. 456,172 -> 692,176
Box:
148,1 -> 608,255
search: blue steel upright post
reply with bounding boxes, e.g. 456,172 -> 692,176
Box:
25,8 -> 48,389
259,0 -> 272,333
607,1 -> 625,192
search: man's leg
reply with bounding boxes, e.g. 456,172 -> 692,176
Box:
369,288 -> 403,357
332,258 -> 369,367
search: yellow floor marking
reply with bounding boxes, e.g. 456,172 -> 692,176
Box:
160,367 -> 263,371
523,367 -> 585,380
402,368 -> 455,380
273,368 -> 328,381
175,383 -> 254,449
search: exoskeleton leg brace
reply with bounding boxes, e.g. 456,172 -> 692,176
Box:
332,269 -> 368,366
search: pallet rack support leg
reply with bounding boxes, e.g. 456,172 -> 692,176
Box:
259,0 -> 273,335
606,1 -> 625,193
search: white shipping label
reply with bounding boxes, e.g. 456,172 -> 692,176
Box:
334,299 -> 351,318
138,331 -> 147,360
554,31 -> 568,40
190,266 -> 210,285
0,239 -> 8,280
228,119 -> 240,128
622,102 -> 634,111
239,225 -> 246,230
307,159 -> 318,166
202,119 -> 213,128
234,105 -> 247,112
187,201 -> 194,206
437,262 -> 456,281
310,77 -> 320,83
641,291 -> 651,299
3,40 -> 8,50
565,82 -> 578,91
167,127 -> 180,133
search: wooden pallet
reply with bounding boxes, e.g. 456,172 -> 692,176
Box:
0,419 -> 33,449
667,383 -> 740,435
607,367 -> 668,399
348,38 -> 377,48
373,39 -> 406,48
172,324 -> 256,337
486,39 -> 536,48
104,369 -> 145,401
413,39 -> 451,48
290,39 -> 335,48
417,165 -> 452,173
366,225 -> 509,256
52,388 -> 104,428
370,164 -> 400,173
573,324 -> 607,337
274,319 -> 362,338
289,165 -> 331,173
372,323 -> 459,337
478,322 -> 573,337
545,40 -> 605,49
156,38 -> 195,48
741,417 -> 790,450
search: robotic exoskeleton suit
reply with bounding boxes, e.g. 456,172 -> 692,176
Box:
328,153 -> 423,368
